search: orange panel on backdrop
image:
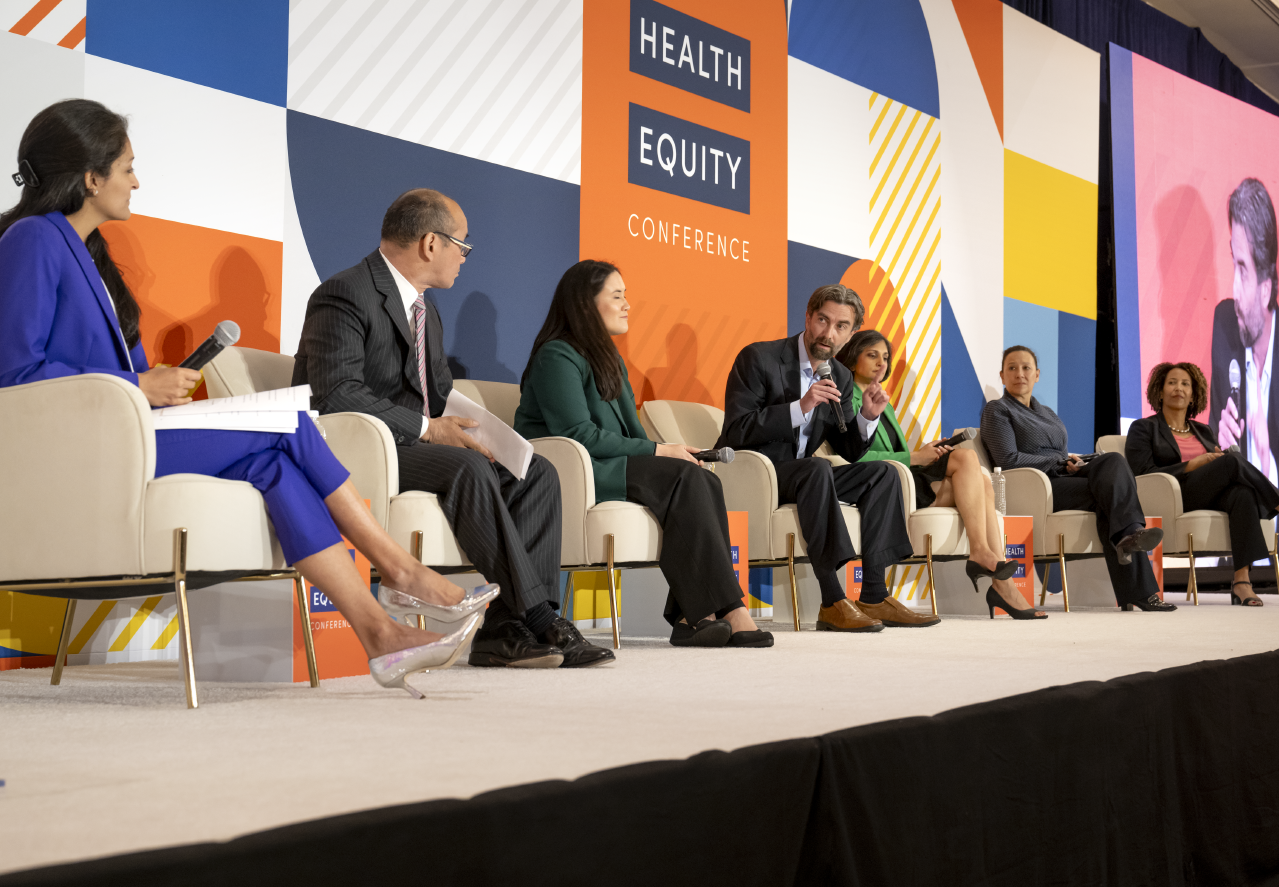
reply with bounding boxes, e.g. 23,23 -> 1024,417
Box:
100,213 -> 283,391
293,543 -> 371,683
844,561 -> 862,601
581,0 -> 788,407
1146,516 -> 1164,599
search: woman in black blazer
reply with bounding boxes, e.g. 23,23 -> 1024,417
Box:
1126,362 -> 1279,606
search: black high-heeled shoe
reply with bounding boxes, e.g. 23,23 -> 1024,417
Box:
985,587 -> 1046,620
1231,581 -> 1264,607
1120,594 -> 1177,612
965,559 -> 1019,593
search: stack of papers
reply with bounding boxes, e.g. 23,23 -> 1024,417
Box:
152,385 -> 312,433
443,389 -> 534,480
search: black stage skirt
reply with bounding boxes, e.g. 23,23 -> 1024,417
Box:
909,451 -> 949,510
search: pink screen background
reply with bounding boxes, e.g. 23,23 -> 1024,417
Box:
1132,53 -> 1279,414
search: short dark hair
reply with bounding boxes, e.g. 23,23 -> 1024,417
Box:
381,189 -> 458,247
836,329 -> 891,381
806,284 -> 864,330
522,260 -> 625,401
1229,178 -> 1278,310
1002,345 -> 1038,369
1146,361 -> 1208,417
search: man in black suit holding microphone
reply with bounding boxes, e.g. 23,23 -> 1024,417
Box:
293,188 -> 613,668
715,284 -> 929,631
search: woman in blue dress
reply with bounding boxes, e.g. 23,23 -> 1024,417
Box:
0,99 -> 494,696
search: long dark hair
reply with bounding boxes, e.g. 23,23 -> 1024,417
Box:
522,260 -> 623,401
837,329 -> 891,383
0,100 -> 140,347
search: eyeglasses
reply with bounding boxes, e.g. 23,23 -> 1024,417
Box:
433,231 -> 473,257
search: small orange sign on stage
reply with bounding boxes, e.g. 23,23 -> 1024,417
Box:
998,515 -> 1035,614
844,561 -> 862,601
727,510 -> 749,601
292,505 -> 374,682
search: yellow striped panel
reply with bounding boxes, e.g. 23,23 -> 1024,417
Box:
108,596 -> 163,652
152,614 -> 181,650
68,601 -> 115,655
867,93 -> 942,448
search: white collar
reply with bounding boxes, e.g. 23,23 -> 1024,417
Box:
380,249 -> 423,314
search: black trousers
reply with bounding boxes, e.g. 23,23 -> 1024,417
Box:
397,443 -> 560,616
774,458 -> 913,606
625,456 -> 746,626
1050,452 -> 1158,604
1179,452 -> 1279,568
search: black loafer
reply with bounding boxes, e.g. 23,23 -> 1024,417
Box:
670,619 -> 732,647
728,629 -> 774,648
1121,594 -> 1177,612
539,617 -> 615,667
1116,527 -> 1164,565
468,617 -> 565,668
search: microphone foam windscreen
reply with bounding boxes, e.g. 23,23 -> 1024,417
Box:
214,320 -> 241,346
720,447 -> 735,463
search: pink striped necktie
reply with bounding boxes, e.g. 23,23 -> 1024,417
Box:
413,296 -> 428,413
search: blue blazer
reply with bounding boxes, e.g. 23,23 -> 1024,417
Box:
0,212 -> 148,388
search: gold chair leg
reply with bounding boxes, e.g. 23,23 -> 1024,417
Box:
788,533 -> 801,632
410,531 -> 428,630
173,528 -> 198,710
887,564 -> 899,599
1270,546 -> 1279,595
294,572 -> 319,688
605,535 -> 620,650
1040,561 -> 1050,606
1058,534 -> 1070,613
563,572 -> 575,624
924,534 -> 938,616
1187,533 -> 1198,606
50,599 -> 77,686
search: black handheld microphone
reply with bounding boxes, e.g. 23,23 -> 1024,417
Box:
939,427 -> 978,448
1229,359 -> 1245,444
178,321 -> 240,370
693,447 -> 735,463
814,362 -> 847,433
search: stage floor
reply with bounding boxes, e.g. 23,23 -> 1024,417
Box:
2,594 -> 1276,876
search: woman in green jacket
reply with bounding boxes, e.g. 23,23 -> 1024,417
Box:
837,330 -> 1044,619
515,260 -> 772,647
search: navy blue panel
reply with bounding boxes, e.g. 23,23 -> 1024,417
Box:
87,0 -> 288,106
1109,45 -> 1143,420
788,0 -> 939,119
630,0 -> 750,112
628,104 -> 749,213
288,112 -> 580,384
1057,312 -> 1098,449
940,285 -> 988,436
787,241 -> 857,337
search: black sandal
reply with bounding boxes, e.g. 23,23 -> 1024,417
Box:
1231,581 -> 1264,607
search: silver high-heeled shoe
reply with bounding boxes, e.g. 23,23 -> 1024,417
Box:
378,582 -> 500,624
368,612 -> 483,699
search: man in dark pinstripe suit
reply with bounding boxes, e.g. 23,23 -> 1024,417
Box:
293,189 -> 613,668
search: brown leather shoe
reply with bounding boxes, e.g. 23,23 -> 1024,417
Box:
815,599 -> 883,633
857,596 -> 941,627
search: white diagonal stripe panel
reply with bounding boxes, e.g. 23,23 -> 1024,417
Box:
288,0 -> 582,184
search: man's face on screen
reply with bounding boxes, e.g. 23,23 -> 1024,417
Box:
803,302 -> 856,364
1232,222 -> 1272,347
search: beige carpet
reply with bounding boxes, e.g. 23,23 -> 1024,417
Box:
1,595 -> 1275,876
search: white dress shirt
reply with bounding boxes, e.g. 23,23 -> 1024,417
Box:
1244,308 -> 1276,483
789,337 -> 878,458
380,250 -> 430,438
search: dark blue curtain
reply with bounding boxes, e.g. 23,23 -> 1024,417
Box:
1002,0 -> 1279,435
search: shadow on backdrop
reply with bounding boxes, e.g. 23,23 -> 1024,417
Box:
640,323 -> 713,404
445,290 -> 518,383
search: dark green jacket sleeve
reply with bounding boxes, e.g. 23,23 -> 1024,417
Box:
850,386 -> 911,466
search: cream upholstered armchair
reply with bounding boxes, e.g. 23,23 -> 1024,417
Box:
639,399 -> 864,630
816,439 -> 1001,617
208,350 -> 661,649
965,430 -> 1103,610
1096,434 -> 1278,604
457,379 -> 662,650
0,373 -> 318,709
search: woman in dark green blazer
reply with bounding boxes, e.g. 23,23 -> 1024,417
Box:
516,260 -> 772,647
837,330 -> 1044,619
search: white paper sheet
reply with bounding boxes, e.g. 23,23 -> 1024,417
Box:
442,389 -> 534,480
151,385 -> 311,432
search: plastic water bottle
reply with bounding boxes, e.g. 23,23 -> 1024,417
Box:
993,467 -> 1006,516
